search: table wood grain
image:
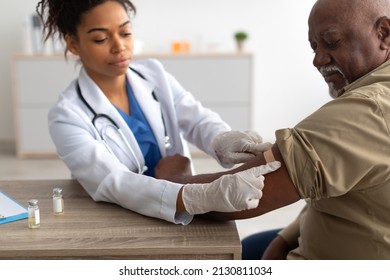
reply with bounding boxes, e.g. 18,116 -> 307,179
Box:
0,180 -> 241,259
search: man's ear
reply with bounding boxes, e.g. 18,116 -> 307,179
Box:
65,34 -> 79,55
377,17 -> 390,50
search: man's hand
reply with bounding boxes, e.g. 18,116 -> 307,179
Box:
261,235 -> 292,260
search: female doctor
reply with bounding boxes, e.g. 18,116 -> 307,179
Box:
36,0 -> 279,224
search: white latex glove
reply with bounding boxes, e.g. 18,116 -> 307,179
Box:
182,161 -> 281,215
212,130 -> 273,166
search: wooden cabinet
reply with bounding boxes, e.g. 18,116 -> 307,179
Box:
12,53 -> 253,157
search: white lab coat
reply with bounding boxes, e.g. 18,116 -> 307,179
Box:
48,59 -> 231,224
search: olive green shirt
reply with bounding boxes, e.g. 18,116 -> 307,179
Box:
276,60 -> 390,259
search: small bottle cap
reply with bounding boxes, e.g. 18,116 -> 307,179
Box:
53,188 -> 63,195
28,199 -> 38,206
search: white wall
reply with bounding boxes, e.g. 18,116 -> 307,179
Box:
0,0 -> 38,142
0,0 -> 330,143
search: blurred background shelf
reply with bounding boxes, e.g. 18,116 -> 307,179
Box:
12,53 -> 253,158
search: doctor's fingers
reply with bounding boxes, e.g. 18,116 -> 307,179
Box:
236,161 -> 281,177
242,142 -> 273,154
243,130 -> 264,142
233,167 -> 266,192
256,161 -> 281,175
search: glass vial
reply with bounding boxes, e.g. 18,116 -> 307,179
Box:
28,199 -> 40,229
52,187 -> 64,215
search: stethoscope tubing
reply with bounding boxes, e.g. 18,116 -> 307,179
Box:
77,82 -> 145,174
75,68 -> 171,174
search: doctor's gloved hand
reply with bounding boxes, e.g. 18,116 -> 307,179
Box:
212,130 -> 272,167
182,161 -> 281,215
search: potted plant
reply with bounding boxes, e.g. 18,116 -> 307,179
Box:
234,31 -> 248,52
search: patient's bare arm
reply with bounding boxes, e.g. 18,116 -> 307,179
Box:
155,145 -> 301,220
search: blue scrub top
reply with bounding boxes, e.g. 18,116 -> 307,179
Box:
114,79 -> 162,177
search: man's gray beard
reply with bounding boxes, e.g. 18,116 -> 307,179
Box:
328,83 -> 341,98
319,65 -> 348,98
328,79 -> 349,99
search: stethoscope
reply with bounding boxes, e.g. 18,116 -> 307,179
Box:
76,67 -> 171,174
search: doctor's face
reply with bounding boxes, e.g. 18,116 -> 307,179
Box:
66,1 -> 134,82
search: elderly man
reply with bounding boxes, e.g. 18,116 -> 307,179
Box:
156,0 -> 390,259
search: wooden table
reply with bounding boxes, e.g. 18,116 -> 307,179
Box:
0,180 -> 241,260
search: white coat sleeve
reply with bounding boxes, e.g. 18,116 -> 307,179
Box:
48,98 -> 192,225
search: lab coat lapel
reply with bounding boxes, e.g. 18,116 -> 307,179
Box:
77,68 -> 145,167
128,69 -> 167,157
78,68 -> 112,117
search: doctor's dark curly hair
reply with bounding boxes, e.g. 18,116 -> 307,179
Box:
36,0 -> 136,42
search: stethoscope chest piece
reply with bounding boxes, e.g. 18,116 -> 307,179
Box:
164,136 -> 172,149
